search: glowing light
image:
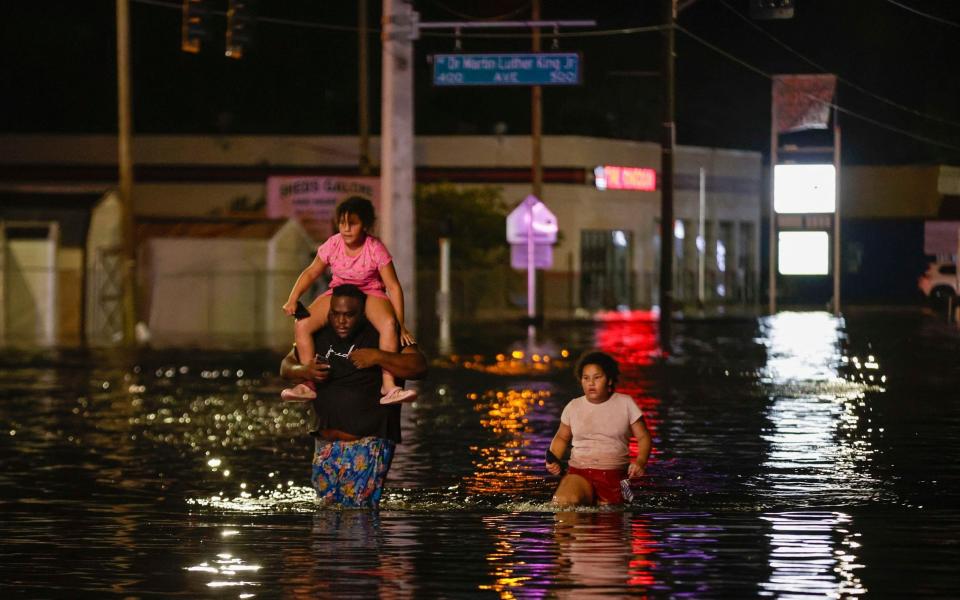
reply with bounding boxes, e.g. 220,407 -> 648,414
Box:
778,231 -> 829,275
612,230 -> 628,247
674,220 -> 685,240
207,458 -> 222,468
594,165 -> 657,191
774,164 -> 836,213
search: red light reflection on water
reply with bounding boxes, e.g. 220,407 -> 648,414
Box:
594,310 -> 662,453
594,310 -> 659,367
627,517 -> 656,588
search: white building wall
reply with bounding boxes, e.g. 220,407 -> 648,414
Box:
85,191 -> 123,345
0,134 -> 763,314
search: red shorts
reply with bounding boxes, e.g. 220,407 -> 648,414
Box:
567,466 -> 627,504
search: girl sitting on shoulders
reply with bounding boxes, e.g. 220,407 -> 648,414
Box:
280,196 -> 416,405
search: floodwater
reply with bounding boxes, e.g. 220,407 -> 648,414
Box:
2,309 -> 959,598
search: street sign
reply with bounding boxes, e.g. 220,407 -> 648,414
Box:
506,195 -> 558,320
507,195 -> 558,244
511,243 -> 553,270
432,53 -> 581,87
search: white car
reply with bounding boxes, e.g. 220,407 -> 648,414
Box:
918,262 -> 958,302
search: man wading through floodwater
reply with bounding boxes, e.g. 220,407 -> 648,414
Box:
280,284 -> 427,507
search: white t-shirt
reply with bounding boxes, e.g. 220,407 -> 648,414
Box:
560,392 -> 643,470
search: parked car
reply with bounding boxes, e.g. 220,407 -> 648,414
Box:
918,261 -> 958,302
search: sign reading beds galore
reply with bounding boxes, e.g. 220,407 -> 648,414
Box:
432,53 -> 581,86
267,176 -> 380,242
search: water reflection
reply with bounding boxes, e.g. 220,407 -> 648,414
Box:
595,313 -> 662,493
438,348 -> 571,376
553,512 -> 641,598
761,511 -> 866,598
3,310 -> 959,598
758,313 -> 874,596
477,511 -> 658,598
464,387 -> 553,497
761,312 -> 845,383
186,549 -> 262,593
287,512 -> 416,599
759,312 -> 881,503
478,513 -> 555,598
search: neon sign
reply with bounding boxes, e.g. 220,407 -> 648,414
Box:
594,165 -> 657,192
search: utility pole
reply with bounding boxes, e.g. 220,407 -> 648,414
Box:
382,15 -> 594,334
381,0 -> 417,332
358,0 -> 371,175
531,0 -> 543,200
659,0 -> 676,352
833,114 -> 841,316
116,0 -> 137,345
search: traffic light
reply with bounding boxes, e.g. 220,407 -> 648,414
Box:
750,0 -> 794,20
181,0 -> 207,54
226,0 -> 256,59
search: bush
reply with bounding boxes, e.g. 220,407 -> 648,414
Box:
415,183 -> 509,269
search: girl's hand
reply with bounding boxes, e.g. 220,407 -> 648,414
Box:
399,326 -> 416,347
282,300 -> 297,316
546,461 -> 562,476
627,462 -> 646,479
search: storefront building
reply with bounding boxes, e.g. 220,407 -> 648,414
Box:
0,134 -> 762,345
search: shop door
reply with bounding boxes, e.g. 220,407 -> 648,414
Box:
580,229 -> 633,310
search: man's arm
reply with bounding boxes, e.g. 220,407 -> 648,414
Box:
280,347 -> 331,382
348,344 -> 427,380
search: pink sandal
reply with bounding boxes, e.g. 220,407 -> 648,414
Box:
281,382 -> 316,402
379,387 -> 417,405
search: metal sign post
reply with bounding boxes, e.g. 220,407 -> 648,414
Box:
507,195 -> 558,333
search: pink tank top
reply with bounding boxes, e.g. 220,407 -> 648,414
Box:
316,233 -> 392,296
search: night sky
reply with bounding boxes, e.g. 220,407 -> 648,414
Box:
4,0 -> 959,165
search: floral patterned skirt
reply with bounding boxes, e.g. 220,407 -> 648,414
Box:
311,437 -> 396,508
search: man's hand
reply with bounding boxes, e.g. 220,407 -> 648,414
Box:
627,462 -> 646,479
349,348 -> 383,369
304,356 -> 331,382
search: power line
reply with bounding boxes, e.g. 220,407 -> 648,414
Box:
883,0 -> 960,28
133,0 -> 663,40
715,0 -> 960,130
428,0 -> 532,22
133,0 -> 363,32
675,24 -> 960,153
419,24 -> 665,39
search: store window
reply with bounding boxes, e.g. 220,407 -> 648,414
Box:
580,229 -> 633,310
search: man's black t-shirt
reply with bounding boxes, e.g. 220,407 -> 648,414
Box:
308,321 -> 401,443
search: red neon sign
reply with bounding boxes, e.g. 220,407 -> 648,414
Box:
595,165 -> 657,192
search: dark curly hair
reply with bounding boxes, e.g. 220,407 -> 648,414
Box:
331,283 -> 367,307
575,351 -> 620,392
335,196 -> 376,230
